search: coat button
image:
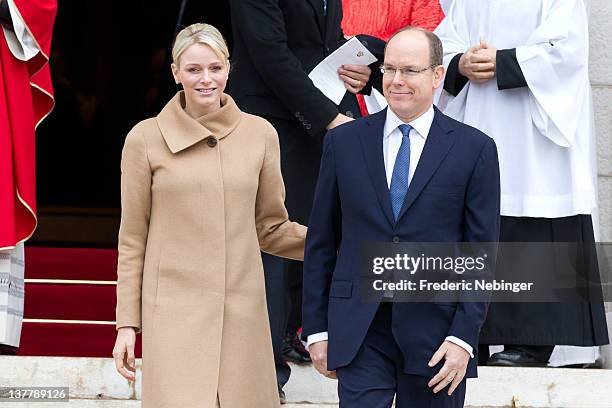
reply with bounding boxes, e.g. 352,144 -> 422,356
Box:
392,236 -> 400,243
206,137 -> 218,148
305,124 -> 312,130
345,110 -> 354,118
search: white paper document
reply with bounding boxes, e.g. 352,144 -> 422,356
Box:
308,37 -> 378,105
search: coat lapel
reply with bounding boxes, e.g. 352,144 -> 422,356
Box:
306,0 -> 325,39
396,107 -> 455,222
360,109 -> 394,226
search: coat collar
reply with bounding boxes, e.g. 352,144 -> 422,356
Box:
157,92 -> 242,154
360,106 -> 455,227
360,108 -> 394,226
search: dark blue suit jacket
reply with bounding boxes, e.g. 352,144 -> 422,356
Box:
302,107 -> 500,378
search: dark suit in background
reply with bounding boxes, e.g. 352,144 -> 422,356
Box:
228,0 -> 383,391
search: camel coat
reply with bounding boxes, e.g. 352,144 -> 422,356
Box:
116,92 -> 306,408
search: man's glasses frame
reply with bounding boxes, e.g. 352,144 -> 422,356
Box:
380,64 -> 438,77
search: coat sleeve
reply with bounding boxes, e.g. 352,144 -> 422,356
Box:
447,136 -> 500,350
301,131 -> 342,338
229,0 -> 339,137
433,0 -> 470,108
514,0 -> 589,147
255,124 -> 307,261
115,126 -> 152,332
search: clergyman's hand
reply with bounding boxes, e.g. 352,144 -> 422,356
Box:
459,41 -> 495,84
474,40 -> 497,73
339,64 -> 371,94
427,340 -> 469,395
309,341 -> 337,379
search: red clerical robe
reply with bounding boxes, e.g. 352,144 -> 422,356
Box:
0,0 -> 56,250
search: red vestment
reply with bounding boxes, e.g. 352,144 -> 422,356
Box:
0,0 -> 56,249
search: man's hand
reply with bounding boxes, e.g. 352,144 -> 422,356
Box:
339,64 -> 371,94
326,113 -> 353,130
309,341 -> 337,379
475,41 -> 497,69
427,340 -> 469,395
459,41 -> 496,84
113,327 -> 137,381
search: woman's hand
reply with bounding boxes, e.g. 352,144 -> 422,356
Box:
113,327 -> 137,380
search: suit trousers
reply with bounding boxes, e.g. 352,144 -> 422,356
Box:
262,252 -> 291,387
336,304 -> 466,408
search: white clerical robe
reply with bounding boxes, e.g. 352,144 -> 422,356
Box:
434,0 -> 596,218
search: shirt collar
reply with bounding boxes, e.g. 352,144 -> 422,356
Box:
383,105 -> 434,140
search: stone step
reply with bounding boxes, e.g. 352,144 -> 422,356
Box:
6,398 -> 340,407
1,356 -> 612,407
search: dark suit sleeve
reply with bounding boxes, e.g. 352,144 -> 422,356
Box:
0,0 -> 13,30
496,48 -> 528,90
302,131 -> 342,338
443,53 -> 468,96
447,137 -> 500,350
229,0 -> 339,137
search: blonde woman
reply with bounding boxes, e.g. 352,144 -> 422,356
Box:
112,23 -> 306,407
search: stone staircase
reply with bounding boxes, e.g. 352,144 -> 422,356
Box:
2,356 -> 612,407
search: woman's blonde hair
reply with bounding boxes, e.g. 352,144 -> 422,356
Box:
172,23 -> 229,66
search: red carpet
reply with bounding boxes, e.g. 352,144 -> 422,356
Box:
18,247 -> 142,358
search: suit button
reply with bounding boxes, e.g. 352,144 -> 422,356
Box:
305,124 -> 312,130
326,46 -> 330,52
345,110 -> 354,118
206,137 -> 218,148
392,236 -> 400,243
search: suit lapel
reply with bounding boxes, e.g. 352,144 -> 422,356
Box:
360,109 -> 395,226
396,108 -> 456,222
306,0 -> 325,39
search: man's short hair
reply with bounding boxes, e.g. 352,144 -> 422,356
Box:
386,26 -> 443,66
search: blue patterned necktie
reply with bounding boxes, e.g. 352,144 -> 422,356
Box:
389,124 -> 412,221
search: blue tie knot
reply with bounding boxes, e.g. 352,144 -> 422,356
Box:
398,124 -> 412,138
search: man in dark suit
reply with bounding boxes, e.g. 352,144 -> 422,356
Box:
302,27 -> 500,407
228,0 -> 383,400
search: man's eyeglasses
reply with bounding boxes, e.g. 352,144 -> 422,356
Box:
380,64 -> 438,77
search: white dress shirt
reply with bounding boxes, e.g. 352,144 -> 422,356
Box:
307,106 -> 474,358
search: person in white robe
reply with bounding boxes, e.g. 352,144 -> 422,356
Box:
434,0 -> 608,367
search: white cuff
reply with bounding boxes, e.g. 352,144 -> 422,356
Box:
306,332 -> 328,350
445,336 -> 474,358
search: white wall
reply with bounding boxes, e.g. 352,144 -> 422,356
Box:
589,0 -> 612,368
